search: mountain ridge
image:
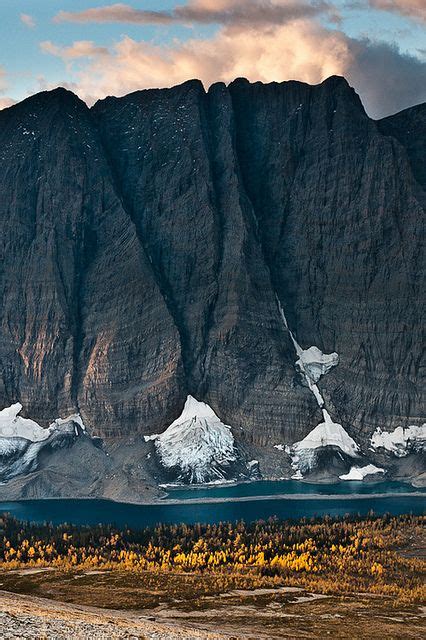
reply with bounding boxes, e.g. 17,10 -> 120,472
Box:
0,76 -> 424,492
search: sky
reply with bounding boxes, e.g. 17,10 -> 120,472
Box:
0,0 -> 425,118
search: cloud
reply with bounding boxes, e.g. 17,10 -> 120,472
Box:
41,15 -> 426,118
20,13 -> 36,28
0,66 -> 15,110
0,66 -> 7,93
348,38 -> 426,116
42,21 -> 350,102
0,97 -> 16,110
368,0 -> 426,22
40,40 -> 109,60
53,0 -> 339,27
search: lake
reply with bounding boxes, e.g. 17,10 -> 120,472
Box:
162,478 -> 420,500
0,480 -> 423,529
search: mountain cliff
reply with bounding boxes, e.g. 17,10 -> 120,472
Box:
0,77 -> 424,494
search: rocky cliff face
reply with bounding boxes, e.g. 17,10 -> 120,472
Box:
0,77 -> 424,486
0,88 -> 183,437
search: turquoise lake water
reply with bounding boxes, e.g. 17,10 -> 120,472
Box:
162,479 -> 419,500
0,481 -> 423,529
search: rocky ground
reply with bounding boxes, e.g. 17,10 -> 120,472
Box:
0,590 -> 226,639
0,581 -> 424,639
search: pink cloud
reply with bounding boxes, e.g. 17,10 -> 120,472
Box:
40,40 -> 109,60
40,16 -> 426,117
20,13 -> 36,29
369,0 -> 425,22
53,0 -> 338,27
0,66 -> 15,110
0,97 -> 16,110
42,21 -> 350,102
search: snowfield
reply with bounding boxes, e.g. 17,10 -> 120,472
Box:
0,403 -> 87,482
0,403 -> 52,442
371,424 -> 426,457
294,410 -> 359,457
288,409 -> 360,476
147,396 -> 237,483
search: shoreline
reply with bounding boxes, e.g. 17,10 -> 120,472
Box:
148,491 -> 426,506
0,490 -> 424,508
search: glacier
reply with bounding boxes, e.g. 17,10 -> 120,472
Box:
146,395 -> 238,484
295,346 -> 339,385
289,409 -> 360,475
276,296 -> 338,407
0,403 -> 53,442
275,295 -> 362,477
0,403 -> 87,482
293,409 -> 359,457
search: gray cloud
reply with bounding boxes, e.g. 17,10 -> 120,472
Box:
348,38 -> 426,117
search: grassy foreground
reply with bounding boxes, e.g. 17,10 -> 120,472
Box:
0,513 -> 424,606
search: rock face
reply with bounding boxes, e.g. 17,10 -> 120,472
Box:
0,89 -> 183,437
0,77 -> 424,474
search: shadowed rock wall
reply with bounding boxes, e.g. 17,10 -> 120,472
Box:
0,77 -> 424,444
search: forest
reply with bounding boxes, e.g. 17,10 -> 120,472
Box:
0,513 -> 424,605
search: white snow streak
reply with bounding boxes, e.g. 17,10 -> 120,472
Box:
276,296 -> 338,407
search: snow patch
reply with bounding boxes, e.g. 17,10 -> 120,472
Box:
296,346 -> 339,385
288,410 -> 359,476
274,443 -> 291,454
276,296 -> 336,407
143,433 -> 159,442
340,465 -> 385,480
50,414 -> 86,431
294,410 -> 359,457
0,403 -> 52,442
150,396 -> 237,483
370,424 -> 425,457
0,403 -> 89,482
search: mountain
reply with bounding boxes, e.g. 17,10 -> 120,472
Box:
0,77 -> 424,497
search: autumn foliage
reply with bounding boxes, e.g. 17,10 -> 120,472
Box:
0,513 -> 424,604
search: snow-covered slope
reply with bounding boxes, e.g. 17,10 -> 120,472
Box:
146,396 -> 238,483
294,410 -> 359,456
275,295 -> 368,479
0,403 -> 52,442
0,404 -> 87,482
288,409 -> 360,477
371,424 -> 426,457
